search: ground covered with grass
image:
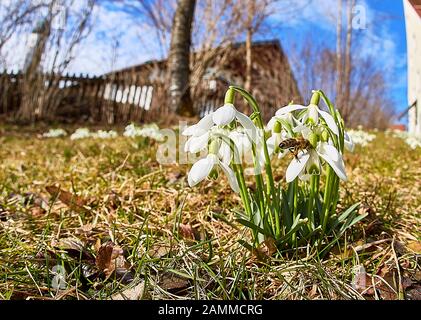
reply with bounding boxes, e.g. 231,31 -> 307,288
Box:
0,125 -> 420,300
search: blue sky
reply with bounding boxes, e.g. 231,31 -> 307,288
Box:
263,0 -> 409,123
4,0 -> 410,123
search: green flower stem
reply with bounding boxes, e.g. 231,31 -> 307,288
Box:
291,179 -> 298,244
307,174 -> 319,231
234,162 -> 253,217
229,86 -> 281,238
251,144 -> 269,225
224,89 -> 253,218
321,166 -> 334,235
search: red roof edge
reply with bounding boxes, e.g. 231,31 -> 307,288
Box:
409,0 -> 421,18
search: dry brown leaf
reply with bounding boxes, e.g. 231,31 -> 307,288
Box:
95,241 -> 132,282
179,223 -> 195,240
407,285 -> 421,300
167,171 -> 183,184
352,265 -> 375,295
264,239 -> 277,256
51,237 -> 95,263
149,243 -> 172,258
159,272 -> 189,293
46,185 -> 87,212
30,206 -> 46,216
110,281 -> 145,300
104,191 -> 120,209
407,241 -> 421,254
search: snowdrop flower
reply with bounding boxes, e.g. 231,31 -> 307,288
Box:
187,140 -> 239,192
344,131 -> 355,152
392,130 -> 421,149
182,114 -> 217,153
123,123 -> 164,141
42,128 -> 67,138
346,129 -> 375,147
94,130 -> 118,139
70,128 -> 91,140
212,103 -> 258,143
285,142 -> 347,182
275,104 -> 339,136
184,131 -> 210,153
182,113 -> 214,137
184,126 -> 230,154
218,129 -> 253,164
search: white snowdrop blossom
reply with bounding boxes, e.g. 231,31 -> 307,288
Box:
346,129 -> 376,147
71,128 -> 119,140
70,128 -> 91,140
218,129 -> 253,164
391,130 -> 421,149
344,131 -> 355,152
182,87 -> 361,248
123,123 -> 164,141
182,113 -> 214,137
42,128 -> 67,138
276,103 -> 339,136
188,153 -> 239,192
212,103 -> 258,143
92,130 -> 118,139
285,141 -> 347,182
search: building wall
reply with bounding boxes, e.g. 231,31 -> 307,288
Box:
107,41 -> 302,121
404,0 -> 421,136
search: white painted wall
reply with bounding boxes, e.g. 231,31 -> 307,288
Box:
404,0 -> 421,137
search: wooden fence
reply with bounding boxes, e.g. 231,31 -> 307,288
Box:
0,70 -> 222,123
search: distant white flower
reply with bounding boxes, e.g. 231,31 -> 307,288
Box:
42,128 -> 67,138
188,154 -> 239,192
346,129 -> 375,147
93,130 -> 118,139
344,131 -> 355,152
392,130 -> 421,149
123,123 -> 164,141
70,128 -> 91,140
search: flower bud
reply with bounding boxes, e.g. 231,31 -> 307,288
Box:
307,104 -> 319,124
208,139 -> 219,155
273,120 -> 282,133
308,132 -> 319,148
307,153 -> 320,175
310,91 -> 320,106
224,88 -> 235,104
321,130 -> 329,142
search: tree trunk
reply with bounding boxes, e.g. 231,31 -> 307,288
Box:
245,0 -> 255,92
335,0 -> 343,109
342,0 -> 355,122
16,18 -> 51,123
168,0 -> 196,117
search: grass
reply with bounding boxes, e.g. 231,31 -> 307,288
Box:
0,125 -> 420,300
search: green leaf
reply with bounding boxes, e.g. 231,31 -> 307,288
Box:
337,202 -> 360,223
276,215 -> 308,246
237,218 -> 267,235
237,239 -> 254,251
281,189 -> 292,229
